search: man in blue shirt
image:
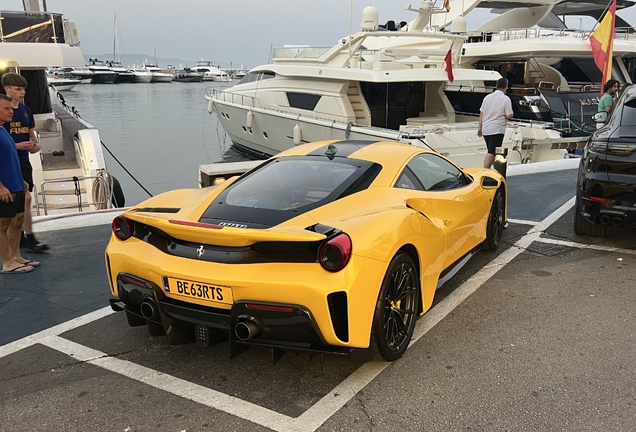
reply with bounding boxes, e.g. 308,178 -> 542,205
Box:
0,94 -> 37,274
2,73 -> 49,253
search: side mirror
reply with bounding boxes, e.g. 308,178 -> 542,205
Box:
592,111 -> 608,123
481,176 -> 499,189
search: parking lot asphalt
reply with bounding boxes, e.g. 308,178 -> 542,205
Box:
1,166 -> 635,432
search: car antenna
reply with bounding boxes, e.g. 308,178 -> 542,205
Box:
325,144 -> 338,160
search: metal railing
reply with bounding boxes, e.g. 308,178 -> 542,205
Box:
37,174 -> 113,216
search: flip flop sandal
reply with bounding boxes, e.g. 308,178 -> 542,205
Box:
1,265 -> 35,274
24,261 -> 41,267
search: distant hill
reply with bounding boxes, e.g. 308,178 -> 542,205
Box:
84,53 -> 230,69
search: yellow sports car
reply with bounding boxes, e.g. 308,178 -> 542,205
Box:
106,140 -> 507,363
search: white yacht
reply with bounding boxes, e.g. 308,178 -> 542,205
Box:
1,8 -> 123,214
46,71 -> 80,91
55,66 -> 93,83
128,68 -> 153,83
106,60 -> 134,83
427,0 -> 636,133
206,2 -> 566,168
139,63 -> 174,83
193,61 -> 231,82
86,58 -> 117,84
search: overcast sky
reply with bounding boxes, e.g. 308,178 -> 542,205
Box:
9,0 -> 636,67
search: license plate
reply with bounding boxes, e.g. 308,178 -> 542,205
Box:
162,277 -> 233,305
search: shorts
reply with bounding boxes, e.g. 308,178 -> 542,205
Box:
20,161 -> 34,192
0,191 -> 26,218
484,134 -> 504,155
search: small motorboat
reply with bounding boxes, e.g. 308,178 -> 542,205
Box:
47,74 -> 80,91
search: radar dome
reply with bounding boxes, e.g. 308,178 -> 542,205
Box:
361,6 -> 379,31
451,15 -> 467,33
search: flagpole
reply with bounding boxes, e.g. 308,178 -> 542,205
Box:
590,0 -> 615,32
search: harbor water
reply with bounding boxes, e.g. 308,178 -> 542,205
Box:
59,81 -> 251,206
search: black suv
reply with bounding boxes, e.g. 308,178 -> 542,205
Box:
574,84 -> 636,237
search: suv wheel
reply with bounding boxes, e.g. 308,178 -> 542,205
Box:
573,196 -> 605,237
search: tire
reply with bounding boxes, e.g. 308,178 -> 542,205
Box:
483,188 -> 505,251
371,253 -> 420,361
573,196 -> 605,237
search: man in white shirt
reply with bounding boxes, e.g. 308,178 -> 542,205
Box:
478,78 -> 514,168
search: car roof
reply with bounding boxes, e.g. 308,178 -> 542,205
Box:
277,140 -> 431,171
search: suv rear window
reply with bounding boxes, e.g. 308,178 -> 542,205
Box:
621,99 -> 636,125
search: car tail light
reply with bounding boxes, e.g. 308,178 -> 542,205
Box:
607,141 -> 636,156
112,215 -> 135,240
589,140 -> 608,152
584,196 -> 611,203
318,233 -> 352,272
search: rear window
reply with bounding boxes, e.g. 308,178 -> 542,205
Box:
620,99 -> 636,125
225,158 -> 357,210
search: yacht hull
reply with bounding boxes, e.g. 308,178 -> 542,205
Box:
131,74 -> 152,83
212,99 -> 568,168
174,74 -> 204,82
151,75 -> 174,83
92,73 -> 117,84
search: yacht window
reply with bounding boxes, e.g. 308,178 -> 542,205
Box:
261,72 -> 275,80
238,73 -> 261,85
286,92 -> 321,111
402,154 -> 469,191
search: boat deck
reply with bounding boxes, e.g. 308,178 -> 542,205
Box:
39,105 -> 83,171
1,162 -> 635,431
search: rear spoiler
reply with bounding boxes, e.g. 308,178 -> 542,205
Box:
125,213 -> 326,246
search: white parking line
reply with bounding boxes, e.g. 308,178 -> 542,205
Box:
0,307 -> 114,359
534,236 -> 636,256
4,196 -> 578,432
507,218 -> 538,226
39,336 -> 292,431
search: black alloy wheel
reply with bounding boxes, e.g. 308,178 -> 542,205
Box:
371,253 -> 420,361
483,188 -> 505,251
573,195 -> 605,237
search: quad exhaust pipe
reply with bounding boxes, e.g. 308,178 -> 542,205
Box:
611,216 -> 623,227
235,320 -> 260,341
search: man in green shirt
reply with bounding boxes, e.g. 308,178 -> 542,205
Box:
599,79 -> 619,113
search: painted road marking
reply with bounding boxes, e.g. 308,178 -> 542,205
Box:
4,196 -> 595,431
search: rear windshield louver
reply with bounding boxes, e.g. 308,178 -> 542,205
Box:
132,207 -> 181,213
327,291 -> 349,342
136,224 -> 320,264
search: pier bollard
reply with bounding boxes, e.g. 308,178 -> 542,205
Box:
493,147 -> 508,179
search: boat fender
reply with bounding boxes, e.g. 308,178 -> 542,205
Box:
246,109 -> 254,129
112,176 -> 125,208
293,123 -> 302,145
207,99 -> 214,114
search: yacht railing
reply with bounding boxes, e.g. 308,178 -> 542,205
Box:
37,175 -> 113,216
207,88 -> 264,109
0,11 -> 66,44
466,26 -> 636,43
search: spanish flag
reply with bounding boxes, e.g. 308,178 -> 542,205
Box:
590,0 -> 616,95
444,0 -> 450,12
444,49 -> 454,83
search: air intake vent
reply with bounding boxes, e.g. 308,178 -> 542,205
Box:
327,291 -> 349,342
